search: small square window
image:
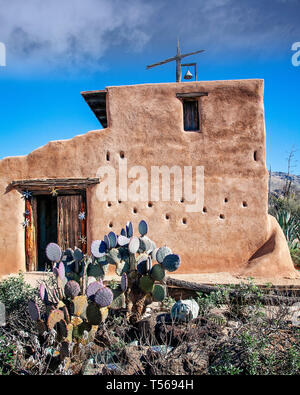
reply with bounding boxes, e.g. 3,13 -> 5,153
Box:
183,99 -> 199,131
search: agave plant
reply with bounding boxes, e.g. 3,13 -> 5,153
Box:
275,209 -> 300,248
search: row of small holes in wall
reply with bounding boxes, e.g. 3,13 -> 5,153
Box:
106,151 -> 125,161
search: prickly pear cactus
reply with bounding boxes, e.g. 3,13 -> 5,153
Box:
28,218 -> 181,357
89,219 -> 181,323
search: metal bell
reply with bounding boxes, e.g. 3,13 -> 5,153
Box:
184,69 -> 193,80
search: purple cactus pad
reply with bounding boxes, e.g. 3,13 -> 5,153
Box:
86,280 -> 104,299
94,287 -> 114,307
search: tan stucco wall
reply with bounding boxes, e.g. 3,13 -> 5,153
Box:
0,79 -> 297,279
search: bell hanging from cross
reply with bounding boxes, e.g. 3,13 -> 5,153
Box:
184,68 -> 193,80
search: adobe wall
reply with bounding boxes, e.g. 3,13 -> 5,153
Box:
0,80 -> 297,279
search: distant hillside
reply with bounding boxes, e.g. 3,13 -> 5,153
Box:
269,172 -> 300,198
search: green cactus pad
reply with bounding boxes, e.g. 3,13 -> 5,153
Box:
110,289 -> 126,310
64,280 -> 81,299
87,263 -> 104,278
139,275 -> 154,294
151,264 -> 166,281
152,284 -> 166,302
86,303 -> 103,325
156,246 -> 172,264
73,247 -> 83,261
137,258 -> 148,275
126,221 -> 133,238
162,254 -> 181,272
108,232 -> 117,248
138,220 -> 148,236
138,237 -> 147,252
142,236 -> 153,253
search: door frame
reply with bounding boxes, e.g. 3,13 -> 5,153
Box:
10,178 -> 99,272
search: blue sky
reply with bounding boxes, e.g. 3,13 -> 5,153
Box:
0,0 -> 299,174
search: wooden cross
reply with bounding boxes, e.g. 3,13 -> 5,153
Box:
146,40 -> 205,82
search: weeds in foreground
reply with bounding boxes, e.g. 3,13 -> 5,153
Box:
0,277 -> 299,375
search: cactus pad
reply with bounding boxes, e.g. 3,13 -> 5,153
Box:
87,263 -> 104,278
39,283 -> 49,304
71,295 -> 88,317
46,242 -> 62,262
118,235 -> 130,246
94,287 -> 114,308
28,300 -> 40,321
110,290 -> 126,310
47,309 -> 64,330
108,232 -> 117,248
162,254 -> 180,272
64,280 -> 81,299
152,284 -> 166,302
137,258 -> 148,275
91,240 -> 105,258
86,303 -> 103,325
104,235 -> 110,249
87,276 -> 96,286
121,273 -> 128,292
156,246 -> 172,264
73,247 -> 83,261
58,261 -> 66,280
126,221 -> 133,238
151,264 -> 166,281
139,276 -> 154,293
86,281 -> 104,299
129,237 -> 140,254
106,248 -> 121,265
138,220 -> 148,236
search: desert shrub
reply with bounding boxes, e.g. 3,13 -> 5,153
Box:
0,335 -> 16,375
196,287 -> 229,316
269,194 -> 300,219
290,246 -> 300,269
0,273 -> 37,313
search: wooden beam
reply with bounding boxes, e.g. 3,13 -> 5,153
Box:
11,178 -> 100,192
176,92 -> 208,99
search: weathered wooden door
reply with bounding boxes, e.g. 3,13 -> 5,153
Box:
25,191 -> 87,271
57,193 -> 87,253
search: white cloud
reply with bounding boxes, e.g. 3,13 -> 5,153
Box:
0,0 -> 155,72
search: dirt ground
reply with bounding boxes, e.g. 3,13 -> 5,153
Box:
20,270 -> 300,289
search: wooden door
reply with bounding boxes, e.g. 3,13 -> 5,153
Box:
57,193 -> 87,253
